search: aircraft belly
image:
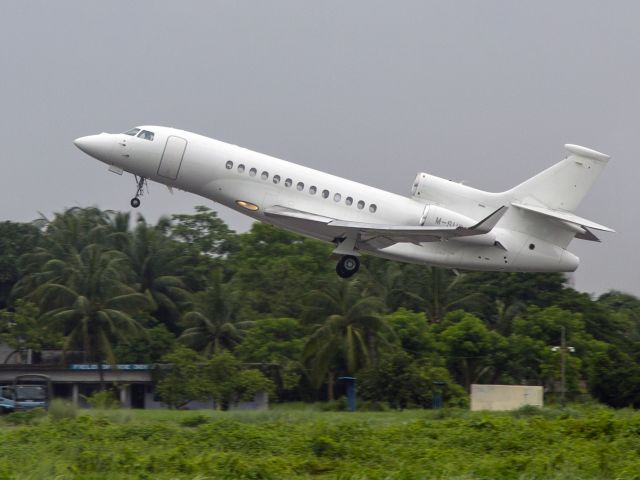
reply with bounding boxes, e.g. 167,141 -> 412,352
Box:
365,233 -> 578,273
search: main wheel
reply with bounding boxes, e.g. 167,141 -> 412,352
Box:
336,255 -> 360,278
130,197 -> 141,208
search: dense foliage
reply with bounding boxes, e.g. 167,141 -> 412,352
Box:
1,206 -> 639,407
2,407 -> 640,479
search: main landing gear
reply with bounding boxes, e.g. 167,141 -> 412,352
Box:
336,255 -> 360,278
130,175 -> 147,208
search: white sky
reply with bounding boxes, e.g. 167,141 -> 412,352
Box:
1,1 -> 638,296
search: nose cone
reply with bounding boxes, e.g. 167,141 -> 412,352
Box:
73,133 -> 114,162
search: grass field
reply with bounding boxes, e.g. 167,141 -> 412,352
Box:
1,404 -> 640,479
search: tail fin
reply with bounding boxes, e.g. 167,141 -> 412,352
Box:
504,144 -> 610,212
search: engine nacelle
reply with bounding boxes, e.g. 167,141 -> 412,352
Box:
411,172 -> 493,207
420,204 -> 474,228
420,204 -> 498,246
411,172 -> 501,223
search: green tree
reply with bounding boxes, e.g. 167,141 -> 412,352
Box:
404,267 -> 486,323
235,317 -> 307,401
29,244 -> 150,387
0,221 -> 41,309
179,270 -> 253,356
226,223 -> 334,320
303,279 -> 391,400
384,308 -> 435,358
359,350 -> 467,409
437,311 -> 508,391
155,345 -> 211,408
113,324 -> 176,364
13,207 -> 112,298
585,344 -> 640,408
125,217 -> 193,332
0,300 -> 60,363
205,351 -> 274,410
170,205 -> 236,257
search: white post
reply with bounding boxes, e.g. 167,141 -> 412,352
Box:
72,384 -> 79,406
120,384 -> 130,408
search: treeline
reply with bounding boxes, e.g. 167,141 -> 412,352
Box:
1,206 -> 639,408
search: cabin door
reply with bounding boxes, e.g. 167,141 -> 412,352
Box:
158,136 -> 187,180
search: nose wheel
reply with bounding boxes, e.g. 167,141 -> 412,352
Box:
336,255 -> 360,278
130,175 -> 147,208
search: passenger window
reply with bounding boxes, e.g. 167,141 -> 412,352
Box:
345,196 -> 353,206
333,193 -> 341,202
238,164 -> 245,173
297,182 -> 304,191
225,161 -> 233,170
249,168 -> 257,177
285,178 -> 293,187
322,190 -> 330,199
261,171 -> 269,180
369,204 -> 377,213
137,130 -> 154,141
357,200 -> 365,209
309,186 -> 317,195
124,128 -> 140,136
273,175 -> 281,184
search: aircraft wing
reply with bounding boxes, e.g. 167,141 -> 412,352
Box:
264,205 -> 507,244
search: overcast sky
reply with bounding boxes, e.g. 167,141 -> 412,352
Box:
1,1 -> 638,296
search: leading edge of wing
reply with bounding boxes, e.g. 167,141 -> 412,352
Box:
264,205 -> 508,242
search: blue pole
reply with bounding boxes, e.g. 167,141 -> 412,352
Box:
338,377 -> 357,412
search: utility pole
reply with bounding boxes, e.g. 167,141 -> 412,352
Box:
551,326 -> 575,407
560,326 -> 566,407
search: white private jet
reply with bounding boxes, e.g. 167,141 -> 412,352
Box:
74,126 -> 613,278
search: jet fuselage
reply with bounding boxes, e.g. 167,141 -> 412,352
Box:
74,126 -> 589,274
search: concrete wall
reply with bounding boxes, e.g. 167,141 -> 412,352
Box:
470,384 -> 543,411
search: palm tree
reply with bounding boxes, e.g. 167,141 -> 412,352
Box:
179,270 -> 253,356
30,244 -> 150,387
303,279 -> 392,400
13,207 -> 112,297
409,267 -> 486,323
125,217 -> 193,332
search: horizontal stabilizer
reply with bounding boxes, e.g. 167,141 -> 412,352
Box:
511,202 -> 614,232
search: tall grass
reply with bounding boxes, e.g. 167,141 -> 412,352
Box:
1,404 -> 639,479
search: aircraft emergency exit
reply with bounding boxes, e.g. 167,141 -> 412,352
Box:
74,126 -> 614,278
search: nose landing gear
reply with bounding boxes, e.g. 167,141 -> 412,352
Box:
130,175 -> 147,208
336,255 -> 360,278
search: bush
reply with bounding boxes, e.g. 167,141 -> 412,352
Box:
48,398 -> 78,421
179,413 -> 210,427
5,408 -> 46,425
84,390 -> 120,409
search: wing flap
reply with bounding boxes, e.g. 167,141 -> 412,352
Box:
264,205 -> 507,244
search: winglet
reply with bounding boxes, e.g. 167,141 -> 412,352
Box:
468,206 -> 508,234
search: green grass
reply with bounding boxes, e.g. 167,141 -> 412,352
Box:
1,405 -> 640,479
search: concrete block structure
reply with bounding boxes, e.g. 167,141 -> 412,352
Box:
470,384 -> 543,411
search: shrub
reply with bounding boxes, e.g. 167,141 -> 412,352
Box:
48,398 -> 78,421
5,408 -> 46,425
84,390 -> 120,409
180,413 -> 210,427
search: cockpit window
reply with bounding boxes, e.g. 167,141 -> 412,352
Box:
124,128 -> 141,136
137,130 -> 154,141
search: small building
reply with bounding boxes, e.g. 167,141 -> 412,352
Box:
470,384 -> 543,411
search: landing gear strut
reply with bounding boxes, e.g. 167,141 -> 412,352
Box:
131,175 -> 147,208
336,255 -> 360,278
